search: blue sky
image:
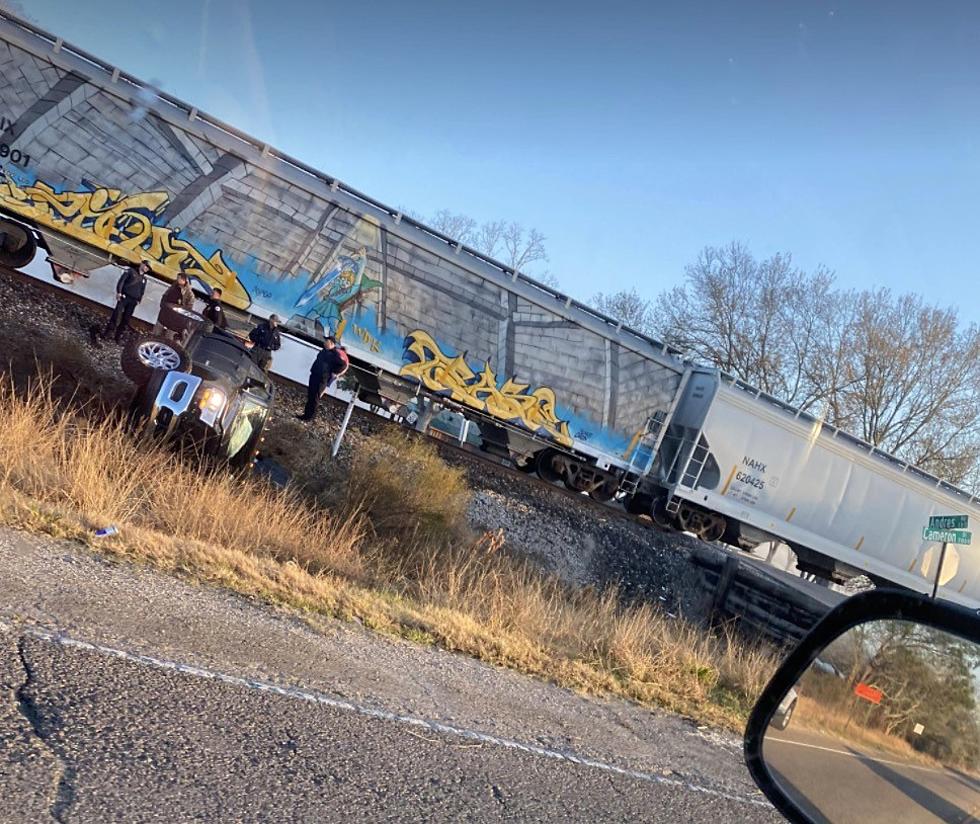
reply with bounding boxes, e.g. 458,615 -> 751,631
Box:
21,0 -> 980,320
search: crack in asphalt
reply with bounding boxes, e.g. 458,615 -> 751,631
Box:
14,636 -> 76,824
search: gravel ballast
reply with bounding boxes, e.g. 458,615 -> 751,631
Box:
1,266 -> 727,620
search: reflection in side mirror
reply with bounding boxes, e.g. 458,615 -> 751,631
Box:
762,619 -> 980,823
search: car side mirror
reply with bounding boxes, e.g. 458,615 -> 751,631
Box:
744,590 -> 980,823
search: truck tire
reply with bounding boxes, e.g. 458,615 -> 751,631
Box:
0,219 -> 37,269
772,699 -> 795,730
121,335 -> 189,386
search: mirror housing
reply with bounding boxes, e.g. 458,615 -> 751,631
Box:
744,589 -> 980,823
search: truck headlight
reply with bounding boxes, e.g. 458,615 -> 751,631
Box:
198,386 -> 227,426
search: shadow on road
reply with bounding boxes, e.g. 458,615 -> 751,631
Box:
947,766 -> 980,796
768,765 -> 831,824
846,746 -> 976,822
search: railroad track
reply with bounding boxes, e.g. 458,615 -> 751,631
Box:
0,259 -> 659,530
3,260 -> 845,643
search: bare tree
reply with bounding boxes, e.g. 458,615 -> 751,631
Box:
590,288 -> 656,334
654,241 -> 980,485
815,290 -> 980,481
655,242 -> 834,408
420,210 -> 551,282
500,222 -> 547,274
427,209 -> 477,246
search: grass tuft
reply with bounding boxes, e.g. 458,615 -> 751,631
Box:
0,375 -> 777,729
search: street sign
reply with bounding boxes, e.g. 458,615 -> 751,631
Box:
922,527 -> 972,545
855,683 -> 883,705
928,515 -> 969,530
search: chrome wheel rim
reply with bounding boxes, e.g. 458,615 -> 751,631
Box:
137,341 -> 181,370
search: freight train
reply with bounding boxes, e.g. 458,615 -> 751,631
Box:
2,10 -> 978,607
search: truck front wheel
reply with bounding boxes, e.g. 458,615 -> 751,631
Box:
121,335 -> 189,386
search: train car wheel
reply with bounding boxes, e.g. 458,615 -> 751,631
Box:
534,448 -> 564,484
700,514 -> 727,543
0,219 -> 37,269
651,496 -> 675,528
589,479 -> 618,503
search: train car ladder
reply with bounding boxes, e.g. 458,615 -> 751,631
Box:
679,438 -> 710,489
620,411 -> 666,494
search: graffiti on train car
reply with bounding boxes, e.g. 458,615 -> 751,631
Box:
400,329 -> 573,447
286,248 -> 382,338
0,166 -> 250,307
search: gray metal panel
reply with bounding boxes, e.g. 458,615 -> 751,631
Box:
719,372 -> 980,506
0,10 -> 688,377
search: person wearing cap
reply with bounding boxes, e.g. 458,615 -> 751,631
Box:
248,314 -> 282,371
92,258 -> 150,345
297,335 -> 349,421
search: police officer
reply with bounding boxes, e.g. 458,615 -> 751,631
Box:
297,336 -> 348,421
203,287 -> 227,330
93,259 -> 149,345
248,314 -> 281,371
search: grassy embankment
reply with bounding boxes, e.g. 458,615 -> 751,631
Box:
0,376 -> 777,729
791,695 -> 941,768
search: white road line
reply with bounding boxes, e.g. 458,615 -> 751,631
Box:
20,625 -> 769,808
766,736 -> 944,773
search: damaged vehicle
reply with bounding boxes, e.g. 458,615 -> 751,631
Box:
121,325 -> 275,468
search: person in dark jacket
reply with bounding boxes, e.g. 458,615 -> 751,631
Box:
94,259 -> 149,344
297,336 -> 349,421
161,273 -> 194,311
203,287 -> 227,330
153,273 -> 195,340
248,314 -> 281,371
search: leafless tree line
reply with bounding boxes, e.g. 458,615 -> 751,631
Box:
409,209 -> 557,287
594,242 -> 980,485
418,210 -> 980,485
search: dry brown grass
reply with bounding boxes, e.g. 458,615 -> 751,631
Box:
0,376 -> 778,729
346,428 -> 471,544
791,694 -> 940,767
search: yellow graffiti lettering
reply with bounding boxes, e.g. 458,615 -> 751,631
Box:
400,329 -> 572,447
352,324 -> 381,353
0,174 -> 250,309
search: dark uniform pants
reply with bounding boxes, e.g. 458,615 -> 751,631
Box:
103,297 -> 139,341
252,346 -> 274,371
303,369 -> 336,419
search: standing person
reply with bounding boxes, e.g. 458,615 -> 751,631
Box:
297,336 -> 349,421
248,314 -> 281,371
202,287 -> 227,330
161,273 -> 194,311
153,274 -> 194,345
153,273 -> 195,340
92,259 -> 149,345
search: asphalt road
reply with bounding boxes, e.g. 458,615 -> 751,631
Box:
0,528 -> 779,823
764,725 -> 980,823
